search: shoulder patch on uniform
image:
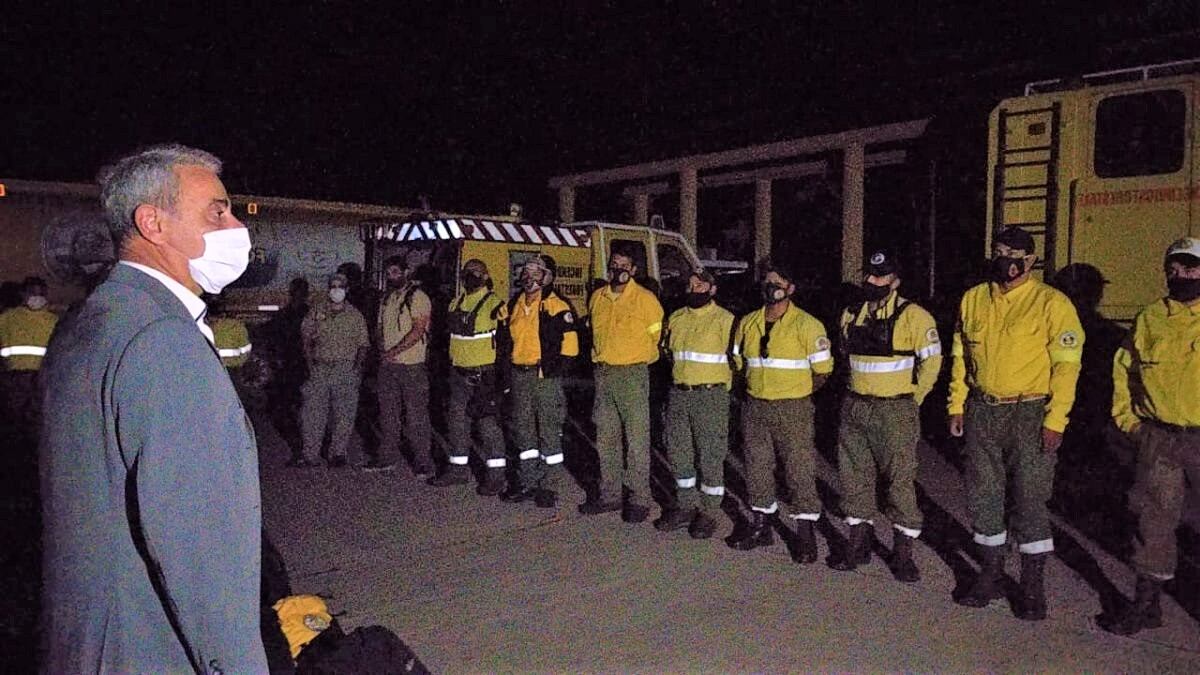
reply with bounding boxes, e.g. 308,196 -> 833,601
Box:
926,327 -> 940,343
1058,330 -> 1079,348
563,312 -> 573,323
815,336 -> 831,351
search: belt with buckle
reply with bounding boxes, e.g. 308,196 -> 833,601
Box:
674,382 -> 724,391
512,364 -> 540,372
454,364 -> 494,376
849,391 -> 913,401
973,391 -> 1047,406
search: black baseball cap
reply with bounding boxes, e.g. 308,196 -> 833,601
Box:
864,250 -> 899,277
994,227 -> 1036,255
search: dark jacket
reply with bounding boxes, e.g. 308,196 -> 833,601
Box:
501,287 -> 579,378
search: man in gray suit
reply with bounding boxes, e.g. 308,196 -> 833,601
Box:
39,144 -> 267,673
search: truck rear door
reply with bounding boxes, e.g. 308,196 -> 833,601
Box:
1072,83 -> 1194,320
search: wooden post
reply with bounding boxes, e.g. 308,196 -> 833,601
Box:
558,185 -> 576,223
679,165 -> 698,245
754,178 -> 772,268
841,143 -> 865,282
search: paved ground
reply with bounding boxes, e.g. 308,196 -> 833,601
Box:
258,404 -> 1200,673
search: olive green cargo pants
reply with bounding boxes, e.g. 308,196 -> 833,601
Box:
594,364 -> 650,506
837,394 -> 922,534
1129,422 -> 1200,580
742,396 -> 819,519
510,367 -> 568,490
667,385 -> 729,514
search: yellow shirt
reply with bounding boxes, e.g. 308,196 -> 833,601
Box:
733,303 -> 833,400
0,306 -> 58,371
212,316 -> 252,369
666,302 -> 736,387
379,284 -> 432,365
509,290 -> 580,367
301,304 -> 370,362
839,293 -> 942,404
948,278 -> 1084,432
1112,297 -> 1200,433
589,279 -> 664,366
448,288 -> 507,368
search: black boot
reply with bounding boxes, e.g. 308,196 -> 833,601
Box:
1014,553 -> 1049,620
956,545 -> 1004,607
426,465 -> 470,487
890,532 -> 921,583
499,484 -> 536,503
830,523 -> 872,571
654,506 -> 697,532
792,520 -> 818,564
475,469 -> 505,496
1099,576 -> 1164,635
727,512 -> 774,551
688,511 -> 717,540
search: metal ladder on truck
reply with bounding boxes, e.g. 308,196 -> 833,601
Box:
992,102 -> 1062,274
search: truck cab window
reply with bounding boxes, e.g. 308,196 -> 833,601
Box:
1094,89 -> 1186,178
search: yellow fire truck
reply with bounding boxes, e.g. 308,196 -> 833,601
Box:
988,58 -> 1198,321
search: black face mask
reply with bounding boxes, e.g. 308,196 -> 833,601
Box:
685,291 -> 712,309
609,267 -> 631,285
990,256 -> 1025,283
762,283 -> 788,304
462,272 -> 485,292
1167,276 -> 1200,303
387,275 -> 407,290
860,282 -> 891,302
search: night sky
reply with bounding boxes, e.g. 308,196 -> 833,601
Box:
3,2 -> 1197,218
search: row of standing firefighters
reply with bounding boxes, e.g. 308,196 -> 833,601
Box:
3,227 -> 1198,638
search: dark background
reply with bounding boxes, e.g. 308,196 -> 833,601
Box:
3,2 -> 1197,220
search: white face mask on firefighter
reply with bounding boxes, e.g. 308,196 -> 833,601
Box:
26,295 -> 48,310
188,228 -> 252,294
329,287 -> 347,304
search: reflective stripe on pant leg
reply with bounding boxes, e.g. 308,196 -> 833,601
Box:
742,398 -> 776,512
667,388 -> 699,509
776,397 -> 819,517
837,396 -> 876,522
448,369 -> 472,465
1010,400 -> 1055,553
534,376 -> 567,487
694,386 -> 730,513
874,397 -> 923,533
965,400 -> 1007,542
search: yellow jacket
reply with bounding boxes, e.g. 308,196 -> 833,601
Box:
948,279 -> 1084,432
1112,297 -> 1200,433
734,302 -> 833,400
666,301 -> 737,387
0,306 -> 58,372
589,279 -> 664,366
840,293 -> 942,404
212,317 -> 252,369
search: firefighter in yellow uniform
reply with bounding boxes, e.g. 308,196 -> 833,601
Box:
831,250 -> 941,582
948,226 -> 1084,621
499,255 -> 579,508
0,276 -> 58,441
729,264 -> 834,562
210,299 -> 252,371
654,270 -> 737,540
429,259 -> 509,495
581,246 -> 664,523
1101,237 -> 1200,636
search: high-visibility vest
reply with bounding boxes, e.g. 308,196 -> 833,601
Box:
448,288 -> 506,368
666,301 -> 735,387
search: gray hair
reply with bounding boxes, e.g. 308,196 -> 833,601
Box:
97,143 -> 223,248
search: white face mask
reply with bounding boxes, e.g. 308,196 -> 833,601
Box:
329,287 -> 348,304
188,228 -> 252,294
26,295 -> 48,310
